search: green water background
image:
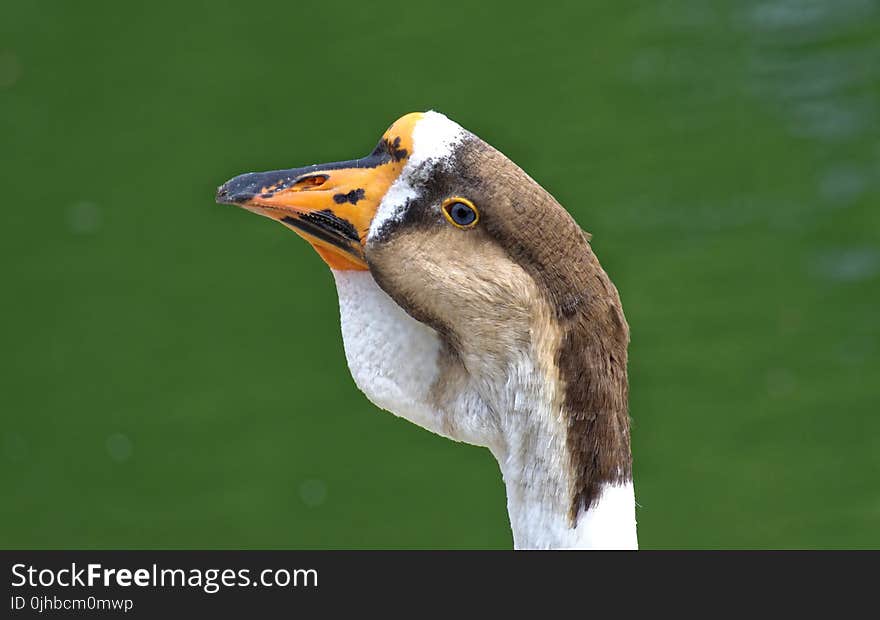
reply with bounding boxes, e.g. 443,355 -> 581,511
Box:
1,0 -> 878,548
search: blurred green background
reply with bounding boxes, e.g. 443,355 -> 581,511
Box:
1,0 -> 878,549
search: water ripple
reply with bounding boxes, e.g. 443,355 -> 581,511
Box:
743,0 -> 880,144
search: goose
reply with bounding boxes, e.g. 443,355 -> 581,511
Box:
216,112 -> 636,550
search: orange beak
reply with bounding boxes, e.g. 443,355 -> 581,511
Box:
216,113 -> 422,271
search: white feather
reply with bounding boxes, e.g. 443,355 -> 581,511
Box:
330,270 -> 638,549
331,269 -> 446,436
369,111 -> 465,238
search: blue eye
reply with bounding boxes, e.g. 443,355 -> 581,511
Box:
442,198 -> 479,228
449,202 -> 476,225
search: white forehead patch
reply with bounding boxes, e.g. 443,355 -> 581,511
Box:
408,110 -> 466,167
369,111 -> 465,239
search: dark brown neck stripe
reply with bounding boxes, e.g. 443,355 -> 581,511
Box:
466,141 -> 633,523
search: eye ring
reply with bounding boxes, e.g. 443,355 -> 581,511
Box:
441,197 -> 480,229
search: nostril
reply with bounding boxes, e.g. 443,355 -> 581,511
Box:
292,174 -> 329,189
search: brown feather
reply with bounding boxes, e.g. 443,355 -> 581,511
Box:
462,141 -> 632,522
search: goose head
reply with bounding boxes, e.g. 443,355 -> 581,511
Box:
217,112 -> 636,549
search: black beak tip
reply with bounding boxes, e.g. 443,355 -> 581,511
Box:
215,179 -> 253,206
217,171 -> 268,205
215,182 -> 235,205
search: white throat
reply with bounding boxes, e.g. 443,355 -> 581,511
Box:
331,269 -> 637,550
